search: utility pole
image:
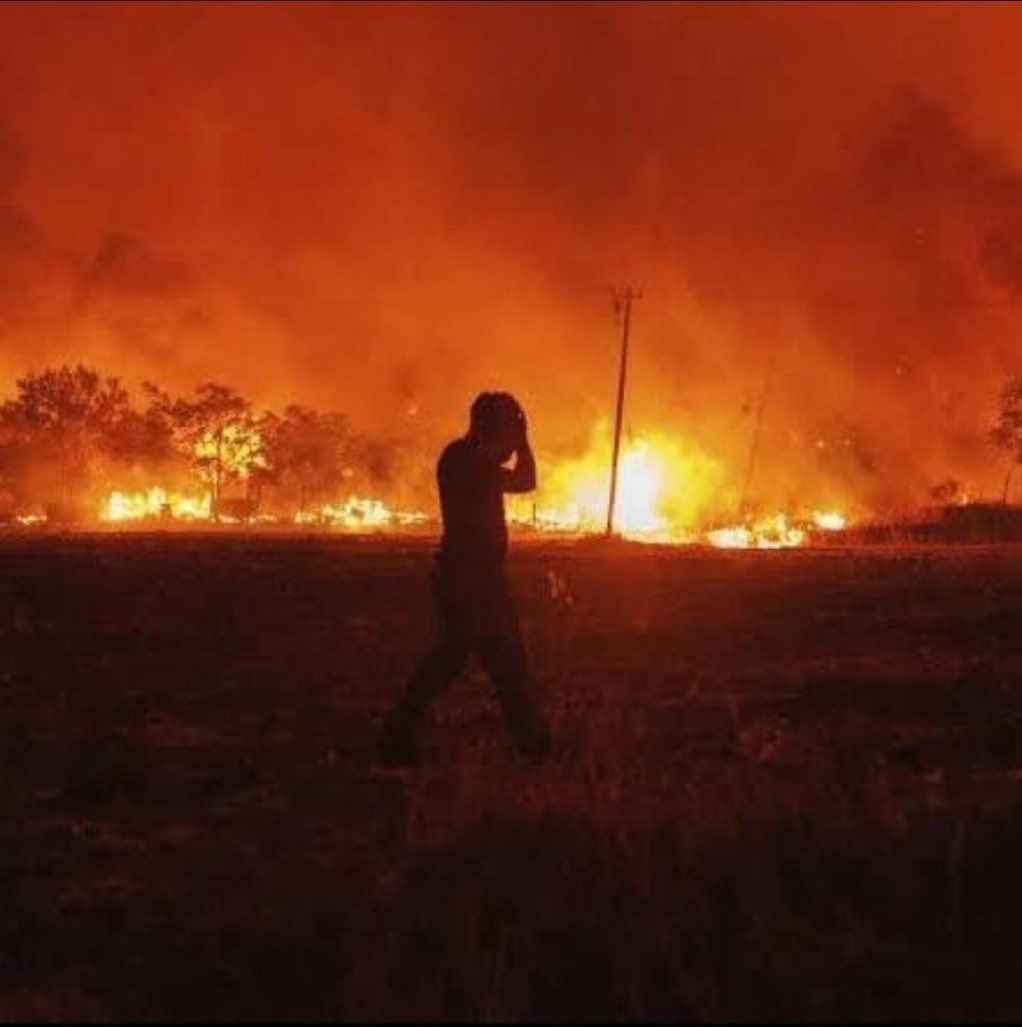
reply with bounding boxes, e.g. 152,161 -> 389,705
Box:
607,286 -> 642,535
738,342 -> 779,518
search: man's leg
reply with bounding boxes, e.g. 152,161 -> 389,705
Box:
377,574 -> 470,764
476,584 -> 550,759
377,634 -> 468,764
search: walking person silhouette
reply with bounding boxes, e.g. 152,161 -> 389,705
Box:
378,392 -> 551,766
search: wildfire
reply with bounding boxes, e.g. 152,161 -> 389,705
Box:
613,441 -> 669,535
98,487 -> 427,528
35,417 -> 852,547
522,438 -> 671,537
510,423 -> 851,549
295,496 -> 427,529
811,510 -> 847,531
705,513 -> 806,550
193,424 -> 266,478
509,423 -> 721,541
97,413 -> 431,529
102,488 -> 211,522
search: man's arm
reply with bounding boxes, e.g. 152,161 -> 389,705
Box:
502,431 -> 536,494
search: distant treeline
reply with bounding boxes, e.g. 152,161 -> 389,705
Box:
0,364 -> 398,518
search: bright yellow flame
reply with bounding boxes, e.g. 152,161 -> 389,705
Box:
510,423 -> 723,541
811,510 -> 847,531
193,424 -> 266,479
296,496 -> 428,529
509,421 -> 853,549
173,495 -> 214,520
706,510 -> 852,549
101,488 -> 211,522
98,486 -> 426,528
706,513 -> 806,549
81,419 -> 851,548
100,488 -> 427,528
614,440 -> 668,535
705,525 -> 752,549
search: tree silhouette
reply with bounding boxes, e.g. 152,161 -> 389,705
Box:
261,405 -> 353,520
991,375 -> 1022,502
147,382 -> 264,521
0,365 -> 397,522
0,365 -> 131,508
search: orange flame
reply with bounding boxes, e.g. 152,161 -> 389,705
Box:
102,488 -> 211,522
512,422 -> 851,548
510,422 -> 722,541
295,497 -> 427,529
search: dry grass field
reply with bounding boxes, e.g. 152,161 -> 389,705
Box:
2,533 -> 1022,1020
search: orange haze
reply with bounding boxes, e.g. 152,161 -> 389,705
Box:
1,1 -> 1022,513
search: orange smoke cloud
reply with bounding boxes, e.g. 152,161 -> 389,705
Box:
0,1 -> 1021,512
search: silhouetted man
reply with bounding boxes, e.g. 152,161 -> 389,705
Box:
378,392 -> 550,766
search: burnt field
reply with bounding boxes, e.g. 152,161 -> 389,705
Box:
3,534 -> 1022,1021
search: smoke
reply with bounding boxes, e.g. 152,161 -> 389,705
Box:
1,1 -> 1022,509
0,118 -> 51,330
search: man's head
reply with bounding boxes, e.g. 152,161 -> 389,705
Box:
469,391 -> 525,462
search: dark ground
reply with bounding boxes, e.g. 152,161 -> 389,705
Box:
3,532 -> 1022,1021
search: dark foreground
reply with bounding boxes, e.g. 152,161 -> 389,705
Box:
3,533 -> 1022,1021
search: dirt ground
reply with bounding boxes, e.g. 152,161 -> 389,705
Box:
2,532 -> 1022,1021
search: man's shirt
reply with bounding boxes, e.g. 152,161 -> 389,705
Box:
437,437 -> 508,573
